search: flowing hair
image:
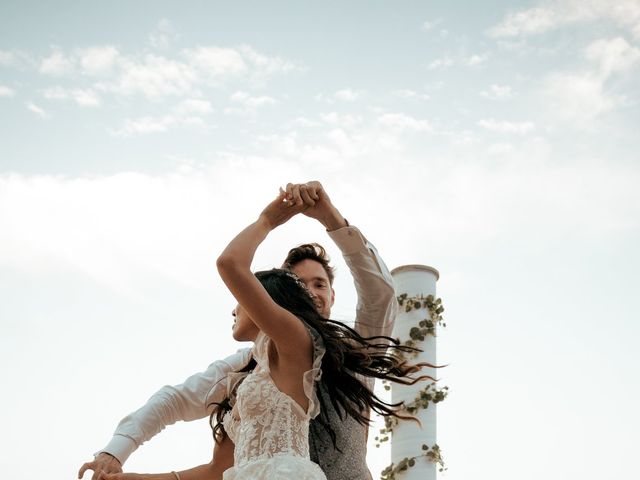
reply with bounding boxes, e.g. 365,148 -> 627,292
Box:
209,268 -> 437,446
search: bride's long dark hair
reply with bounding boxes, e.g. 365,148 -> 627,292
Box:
210,268 -> 436,446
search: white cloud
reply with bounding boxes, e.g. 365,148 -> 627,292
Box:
464,53 -> 490,66
113,115 -> 179,136
0,85 -> 15,97
430,53 -> 488,70
149,19 -> 179,49
334,89 -> 363,101
237,45 -> 297,76
42,86 -> 68,100
0,50 -> 15,66
488,0 -> 640,40
543,71 -> 618,123
176,98 -> 212,115
229,90 -> 276,108
293,117 -> 321,128
39,48 -> 75,76
480,84 -> 513,100
320,112 -> 362,128
111,54 -> 198,98
393,89 -> 430,100
72,89 -> 101,107
183,46 -> 247,77
422,19 -> 442,31
428,56 -> 455,70
377,113 -> 432,132
42,87 -> 100,107
79,46 -> 120,75
585,36 -> 640,78
25,101 -> 49,118
478,118 -> 535,134
112,98 -> 212,136
28,44 -> 298,101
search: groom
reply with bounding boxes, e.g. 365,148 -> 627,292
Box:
79,181 -> 398,480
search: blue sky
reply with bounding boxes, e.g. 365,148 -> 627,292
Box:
1,1 -> 639,479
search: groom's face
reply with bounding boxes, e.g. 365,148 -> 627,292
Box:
289,259 -> 335,318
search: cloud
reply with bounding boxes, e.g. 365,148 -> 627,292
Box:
42,86 -> 101,107
25,101 -> 49,118
377,113 -> 432,132
183,46 -> 247,78
334,89 -> 364,101
149,19 -> 179,49
227,91 -> 277,112
585,36 -> 640,77
429,53 -> 488,70
540,37 -> 638,125
78,46 -> 120,75
422,19 -> 442,31
488,0 -> 640,39
392,89 -> 430,100
112,115 -> 181,136
236,45 -> 297,76
320,112 -> 362,128
428,56 -> 455,70
0,50 -> 15,66
464,53 -> 490,66
543,71 -> 618,123
0,85 -> 16,97
39,47 -> 75,76
111,98 -> 213,136
477,118 -> 535,134
480,84 -> 513,100
20,43 -> 298,102
175,98 -> 213,115
108,54 -> 198,98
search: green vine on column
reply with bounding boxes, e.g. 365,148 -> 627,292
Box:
376,293 -> 448,478
380,444 -> 447,480
374,382 -> 448,447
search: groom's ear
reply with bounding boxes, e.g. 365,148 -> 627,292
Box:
330,287 -> 336,306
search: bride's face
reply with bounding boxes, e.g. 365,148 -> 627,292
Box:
231,304 -> 259,342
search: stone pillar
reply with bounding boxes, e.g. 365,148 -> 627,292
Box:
390,264 -> 440,480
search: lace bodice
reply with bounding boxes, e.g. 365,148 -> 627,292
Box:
222,331 -> 324,468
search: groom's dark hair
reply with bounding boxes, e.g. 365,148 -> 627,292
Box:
282,243 -> 335,284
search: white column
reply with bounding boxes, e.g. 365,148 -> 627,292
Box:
390,264 -> 439,480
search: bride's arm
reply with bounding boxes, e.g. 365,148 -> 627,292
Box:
216,190 -> 313,354
102,436 -> 234,480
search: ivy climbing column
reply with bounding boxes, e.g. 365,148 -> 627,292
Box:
388,264 -> 443,480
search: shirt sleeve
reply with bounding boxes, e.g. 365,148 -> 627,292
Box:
327,225 -> 399,339
97,348 -> 252,465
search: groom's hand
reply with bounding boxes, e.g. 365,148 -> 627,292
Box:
286,181 -> 347,231
78,452 -> 122,480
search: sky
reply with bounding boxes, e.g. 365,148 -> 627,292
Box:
1,1 -> 639,479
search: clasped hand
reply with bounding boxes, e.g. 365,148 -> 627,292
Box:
259,182 -> 323,230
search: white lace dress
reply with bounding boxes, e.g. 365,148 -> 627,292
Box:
221,331 -> 327,480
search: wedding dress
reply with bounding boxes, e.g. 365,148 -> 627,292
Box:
222,330 -> 327,480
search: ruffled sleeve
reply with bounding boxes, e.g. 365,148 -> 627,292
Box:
251,331 -> 271,371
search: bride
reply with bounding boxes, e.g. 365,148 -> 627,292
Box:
104,189 -> 431,480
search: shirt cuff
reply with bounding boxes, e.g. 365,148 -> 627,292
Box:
96,435 -> 138,465
327,225 -> 368,256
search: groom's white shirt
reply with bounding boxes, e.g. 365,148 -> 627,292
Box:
98,225 -> 398,465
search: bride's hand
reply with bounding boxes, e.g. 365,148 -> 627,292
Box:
259,188 -> 309,230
